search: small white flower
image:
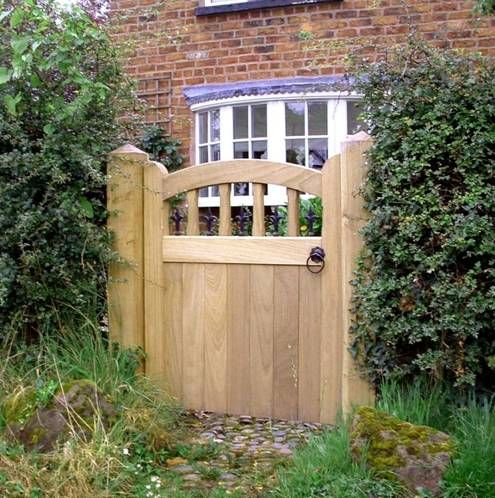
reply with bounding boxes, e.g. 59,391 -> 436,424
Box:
146,484 -> 151,489
122,448 -> 130,456
136,463 -> 142,469
150,476 -> 159,482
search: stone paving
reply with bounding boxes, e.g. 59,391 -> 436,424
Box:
166,411 -> 325,495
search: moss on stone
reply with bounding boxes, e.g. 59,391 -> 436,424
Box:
2,387 -> 38,425
351,406 -> 455,473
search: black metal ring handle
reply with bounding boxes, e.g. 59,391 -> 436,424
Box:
306,246 -> 326,274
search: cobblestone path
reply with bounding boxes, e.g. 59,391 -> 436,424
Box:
166,411 -> 325,496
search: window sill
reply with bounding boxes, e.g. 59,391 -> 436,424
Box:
196,0 -> 341,16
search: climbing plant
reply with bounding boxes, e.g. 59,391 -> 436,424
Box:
350,40 -> 495,390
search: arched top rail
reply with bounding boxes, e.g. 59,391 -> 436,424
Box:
162,160 -> 322,200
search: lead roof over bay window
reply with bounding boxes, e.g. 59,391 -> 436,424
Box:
196,0 -> 342,16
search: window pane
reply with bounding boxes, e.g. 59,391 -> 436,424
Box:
211,185 -> 219,196
210,109 -> 220,142
199,145 -> 208,164
234,182 -> 249,196
251,140 -> 267,159
233,106 -> 249,139
286,138 -> 305,166
210,143 -> 220,162
252,104 -> 267,138
347,101 -> 364,135
285,102 -> 304,136
199,113 -> 208,144
234,141 -> 249,159
308,102 -> 327,135
234,142 -> 249,196
308,138 -> 328,170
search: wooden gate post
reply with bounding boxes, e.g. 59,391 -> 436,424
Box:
108,145 -> 167,379
340,131 -> 375,414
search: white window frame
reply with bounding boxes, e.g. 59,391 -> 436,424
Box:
203,0 -> 250,5
193,92 -> 360,208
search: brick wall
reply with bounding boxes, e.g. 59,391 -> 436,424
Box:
109,0 -> 495,162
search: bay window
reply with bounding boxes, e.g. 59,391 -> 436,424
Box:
194,93 -> 362,207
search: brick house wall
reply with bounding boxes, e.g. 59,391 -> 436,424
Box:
109,0 -> 495,163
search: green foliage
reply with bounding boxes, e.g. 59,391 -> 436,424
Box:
139,125 -> 185,173
475,0 -> 495,14
0,0 -> 136,337
350,40 -> 495,390
270,420 -> 406,498
267,197 -> 322,236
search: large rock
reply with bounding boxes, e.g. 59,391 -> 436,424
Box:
4,380 -> 116,452
350,406 -> 454,497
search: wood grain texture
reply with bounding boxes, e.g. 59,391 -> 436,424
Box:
204,264 -> 228,413
340,133 -> 375,413
163,160 -> 322,199
273,266 -> 299,420
249,265 -> 274,418
107,146 -> 146,351
219,183 -> 232,236
298,267 -> 322,422
163,236 -> 321,265
319,153 -> 343,424
163,263 -> 183,400
144,159 -> 167,386
227,265 -> 251,415
182,264 -> 205,409
186,190 -> 200,235
252,183 -> 265,236
287,189 -> 300,237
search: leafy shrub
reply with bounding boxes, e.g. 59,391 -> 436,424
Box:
0,0 -> 135,337
138,125 -> 184,172
350,40 -> 495,390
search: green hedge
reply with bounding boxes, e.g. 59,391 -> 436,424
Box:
350,41 -> 495,390
0,1 -> 135,337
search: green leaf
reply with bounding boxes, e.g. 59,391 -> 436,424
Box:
11,36 -> 30,54
3,93 -> 22,116
0,67 -> 12,85
79,197 -> 94,219
43,124 -> 55,135
10,7 -> 23,28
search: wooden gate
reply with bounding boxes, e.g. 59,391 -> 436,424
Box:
107,132 -> 374,424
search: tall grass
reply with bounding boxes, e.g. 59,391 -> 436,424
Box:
0,326 -> 184,497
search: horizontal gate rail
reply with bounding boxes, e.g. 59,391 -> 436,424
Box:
162,236 -> 322,265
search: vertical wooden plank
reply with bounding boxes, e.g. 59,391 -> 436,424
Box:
163,263 -> 183,400
340,132 -> 375,413
163,200 -> 170,236
287,189 -> 300,237
249,265 -> 274,418
227,265 -> 251,415
273,266 -> 299,420
182,264 -> 205,409
298,268 -> 322,422
204,263 -> 228,412
320,153 -> 342,424
186,190 -> 199,235
219,183 -> 231,236
107,145 -> 145,351
144,159 -> 167,386
252,183 -> 265,236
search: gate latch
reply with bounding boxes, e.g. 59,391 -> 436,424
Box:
306,246 -> 326,274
